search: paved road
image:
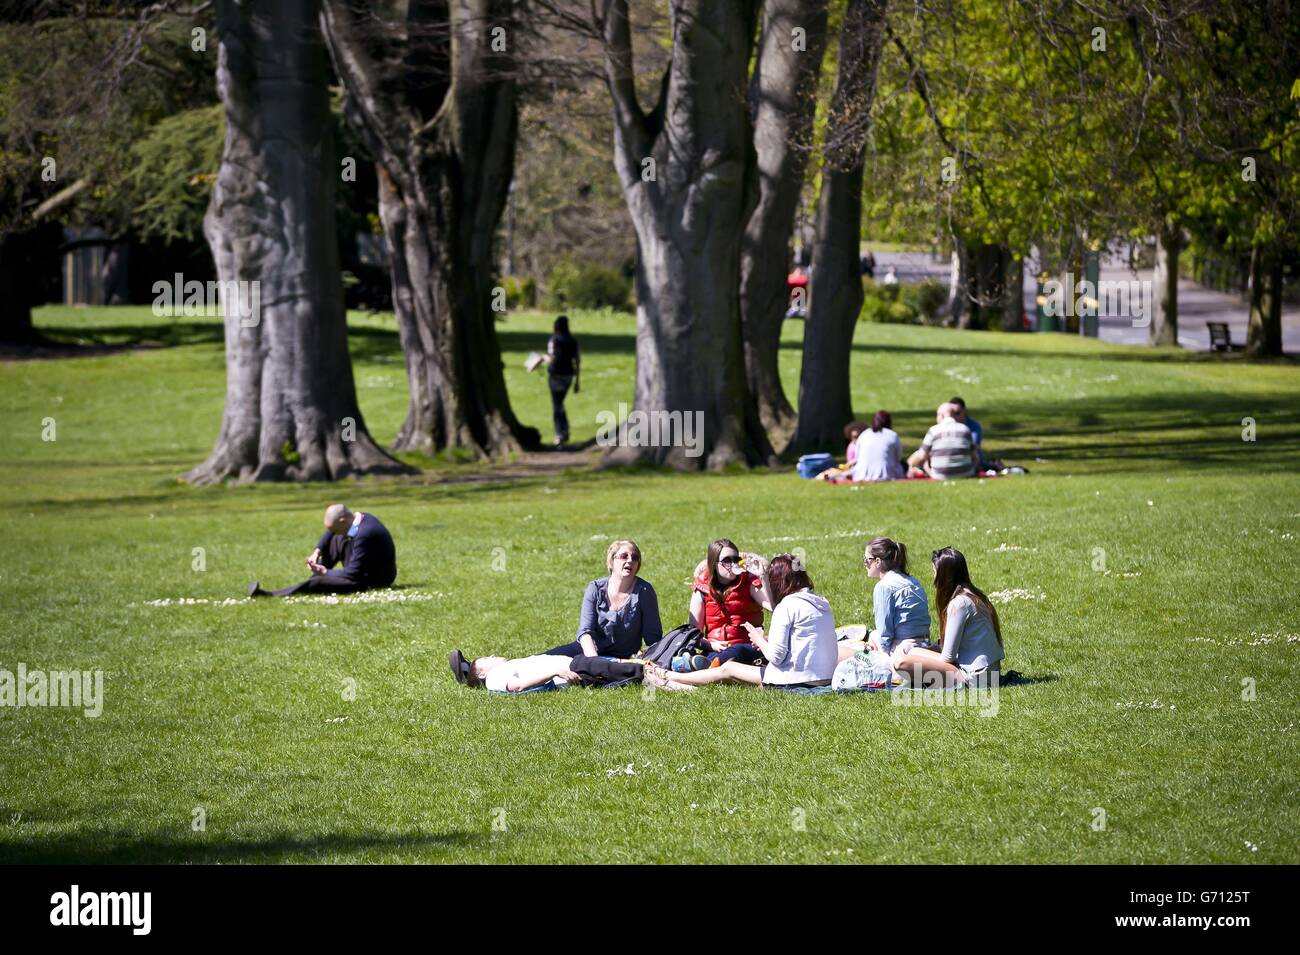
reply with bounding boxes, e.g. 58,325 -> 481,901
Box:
868,249 -> 1299,354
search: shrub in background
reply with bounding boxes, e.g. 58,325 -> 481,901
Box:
545,260 -> 632,311
860,279 -> 918,324
901,279 -> 947,325
501,275 -> 538,310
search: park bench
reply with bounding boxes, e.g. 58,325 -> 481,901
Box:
1207,321 -> 1244,353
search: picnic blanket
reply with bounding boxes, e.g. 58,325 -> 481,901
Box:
823,468 -> 1026,484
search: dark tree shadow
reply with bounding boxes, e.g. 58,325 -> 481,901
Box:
0,828 -> 492,864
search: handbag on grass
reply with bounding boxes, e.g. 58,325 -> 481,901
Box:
638,624 -> 706,668
832,649 -> 896,690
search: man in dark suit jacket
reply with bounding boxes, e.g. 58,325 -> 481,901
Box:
249,504 -> 397,597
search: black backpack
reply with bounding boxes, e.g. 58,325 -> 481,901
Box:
638,624 -> 706,668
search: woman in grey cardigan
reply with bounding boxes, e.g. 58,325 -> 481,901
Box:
542,539 -> 662,659
894,547 -> 1005,687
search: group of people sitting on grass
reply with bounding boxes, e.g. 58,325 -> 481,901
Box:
238,507 -> 1007,698
824,396 -> 1009,482
448,535 -> 1006,695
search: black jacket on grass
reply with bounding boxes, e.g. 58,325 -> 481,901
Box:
314,513 -> 397,588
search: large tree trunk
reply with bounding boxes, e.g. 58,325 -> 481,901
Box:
739,0 -> 829,450
948,235 -> 970,328
963,241 -> 1019,331
1150,223 -> 1181,346
598,0 -> 773,469
972,243 -> 1002,330
790,0 -> 888,455
0,232 -> 36,343
1247,241 -> 1283,358
187,0 -> 409,484
1001,251 -> 1024,331
322,0 -> 539,458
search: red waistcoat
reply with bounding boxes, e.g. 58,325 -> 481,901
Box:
694,569 -> 763,645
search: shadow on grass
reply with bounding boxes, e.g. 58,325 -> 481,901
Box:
998,673 -> 1057,687
972,390 -> 1300,470
0,828 -> 490,864
848,338 -> 1299,365
23,320 -> 409,362
858,389 -> 1300,473
497,329 -> 636,357
25,320 -> 225,352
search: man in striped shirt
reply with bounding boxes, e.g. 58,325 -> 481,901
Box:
908,402 -> 976,479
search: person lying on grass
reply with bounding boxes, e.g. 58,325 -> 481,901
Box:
539,538 -> 662,659
688,538 -> 774,669
452,650 -> 581,693
893,548 -> 1005,688
248,503 -> 396,598
645,555 -> 838,691
448,649 -> 688,694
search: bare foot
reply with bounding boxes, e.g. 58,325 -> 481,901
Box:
641,664 -> 672,687
656,679 -> 695,693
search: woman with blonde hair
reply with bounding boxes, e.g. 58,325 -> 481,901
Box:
542,539 -> 663,659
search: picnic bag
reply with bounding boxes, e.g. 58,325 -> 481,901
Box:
797,453 -> 835,479
638,624 -> 707,668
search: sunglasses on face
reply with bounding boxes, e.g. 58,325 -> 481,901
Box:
613,552 -> 639,562
719,556 -> 742,566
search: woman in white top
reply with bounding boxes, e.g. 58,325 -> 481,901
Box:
895,547 -> 1005,687
643,554 -> 839,690
851,410 -> 904,482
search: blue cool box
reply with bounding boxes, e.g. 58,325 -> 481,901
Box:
796,453 -> 835,479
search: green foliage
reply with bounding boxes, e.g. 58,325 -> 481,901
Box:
860,285 -> 915,324
0,14 -> 215,235
861,0 -> 1298,275
860,279 -> 948,325
900,279 -> 949,325
125,104 -> 223,243
501,274 -> 539,310
545,259 -> 631,311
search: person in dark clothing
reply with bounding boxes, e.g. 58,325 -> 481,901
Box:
248,504 -> 397,597
544,315 -> 580,447
860,249 -> 876,278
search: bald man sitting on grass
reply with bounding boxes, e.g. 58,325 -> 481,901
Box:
248,504 -> 396,598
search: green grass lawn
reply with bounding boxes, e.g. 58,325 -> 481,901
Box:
1,304 -> 1297,863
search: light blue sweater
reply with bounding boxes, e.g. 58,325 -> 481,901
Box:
872,570 -> 932,652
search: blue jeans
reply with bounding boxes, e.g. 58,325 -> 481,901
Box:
706,644 -> 763,667
543,641 -> 584,657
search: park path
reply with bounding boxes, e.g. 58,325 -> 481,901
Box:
870,249 -> 1300,354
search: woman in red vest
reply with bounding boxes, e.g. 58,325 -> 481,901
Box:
689,538 -> 774,667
